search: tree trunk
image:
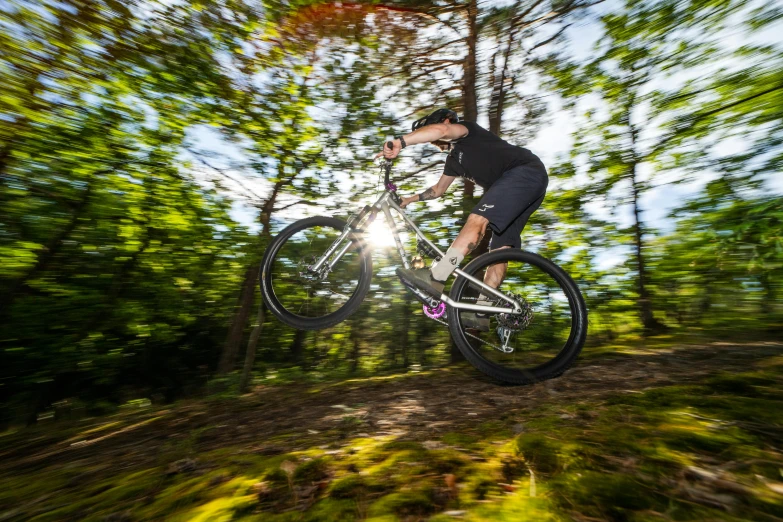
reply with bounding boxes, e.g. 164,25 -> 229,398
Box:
488,26 -> 515,135
400,295 -> 412,368
218,262 -> 260,373
449,338 -> 464,364
629,163 -> 663,335
239,301 -> 265,393
462,0 -> 478,123
220,165 -> 286,374
759,272 -> 773,316
349,319 -> 361,373
0,146 -> 11,183
290,328 -> 306,364
459,0 -> 479,203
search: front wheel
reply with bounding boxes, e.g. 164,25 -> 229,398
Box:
260,216 -> 373,330
447,249 -> 587,384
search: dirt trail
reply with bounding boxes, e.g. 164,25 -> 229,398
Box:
5,341 -> 781,477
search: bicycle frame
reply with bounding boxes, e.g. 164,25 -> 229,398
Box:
311,187 -> 524,316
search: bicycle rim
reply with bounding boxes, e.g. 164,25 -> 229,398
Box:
265,219 -> 369,324
448,250 -> 586,383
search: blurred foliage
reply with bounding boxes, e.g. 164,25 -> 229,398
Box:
0,0 -> 258,422
0,0 -> 781,428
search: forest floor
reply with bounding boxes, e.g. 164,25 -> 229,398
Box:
1,337 -> 783,521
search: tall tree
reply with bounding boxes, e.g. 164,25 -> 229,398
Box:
0,0 -> 262,418
541,0 -> 746,334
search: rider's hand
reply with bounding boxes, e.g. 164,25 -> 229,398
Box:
399,195 -> 418,209
374,139 -> 401,160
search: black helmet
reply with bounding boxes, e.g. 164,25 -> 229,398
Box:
411,108 -> 460,132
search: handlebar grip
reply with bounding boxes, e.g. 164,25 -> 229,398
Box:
386,141 -> 394,150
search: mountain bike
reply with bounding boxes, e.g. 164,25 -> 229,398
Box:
259,152 -> 588,384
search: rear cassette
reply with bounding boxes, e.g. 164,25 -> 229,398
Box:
497,293 -> 533,330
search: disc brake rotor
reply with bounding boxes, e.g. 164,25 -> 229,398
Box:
297,256 -> 321,282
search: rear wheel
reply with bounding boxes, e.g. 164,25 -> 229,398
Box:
447,249 -> 587,384
260,216 -> 372,330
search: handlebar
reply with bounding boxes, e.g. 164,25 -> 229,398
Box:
379,141 -> 400,202
382,141 -> 394,187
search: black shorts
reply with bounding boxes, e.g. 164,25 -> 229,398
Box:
470,164 -> 548,249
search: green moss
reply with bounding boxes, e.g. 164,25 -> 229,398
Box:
0,469 -> 76,510
551,471 -> 663,519
706,374 -> 771,396
476,420 -> 513,439
171,491 -> 257,522
368,489 -> 437,518
6,344 -> 783,522
329,474 -> 366,499
501,455 -> 528,482
465,481 -> 561,521
659,425 -> 737,453
427,449 -> 469,474
26,469 -> 165,522
700,396 -> 783,425
364,515 -> 398,522
293,458 -> 330,483
359,442 -> 432,479
466,473 -> 498,500
515,433 -> 559,474
441,432 -> 480,448
199,448 -> 292,478
264,466 -> 289,485
605,385 -> 699,408
300,498 -> 359,521
379,440 -> 427,455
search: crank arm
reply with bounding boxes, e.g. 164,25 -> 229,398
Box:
401,281 -> 441,309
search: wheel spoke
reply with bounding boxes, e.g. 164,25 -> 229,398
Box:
264,219 -> 369,326
446,250 -> 586,383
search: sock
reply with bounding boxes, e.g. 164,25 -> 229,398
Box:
431,247 -> 464,282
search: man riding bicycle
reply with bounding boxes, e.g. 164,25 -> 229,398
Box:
378,108 -> 549,331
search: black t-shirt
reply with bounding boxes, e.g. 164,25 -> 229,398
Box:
443,121 -> 545,189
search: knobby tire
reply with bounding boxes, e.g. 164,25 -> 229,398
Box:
260,216 -> 373,331
446,249 -> 587,384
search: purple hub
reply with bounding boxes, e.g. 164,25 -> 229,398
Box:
386,182 -> 397,192
423,302 -> 446,319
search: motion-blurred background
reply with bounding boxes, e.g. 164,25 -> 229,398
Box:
1,0 -> 781,425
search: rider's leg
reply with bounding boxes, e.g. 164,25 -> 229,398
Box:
472,245 -> 510,306
430,213 -> 489,281
451,213 -> 490,256
397,164 -> 547,299
396,214 -> 489,298
465,246 -> 510,332
483,246 -> 511,290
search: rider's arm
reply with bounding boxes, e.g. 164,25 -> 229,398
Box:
378,122 -> 468,159
396,122 -> 468,149
412,174 -> 456,203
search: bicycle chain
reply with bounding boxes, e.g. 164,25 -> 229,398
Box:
427,315 -> 507,353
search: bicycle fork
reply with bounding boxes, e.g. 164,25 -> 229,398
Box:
308,205 -> 376,276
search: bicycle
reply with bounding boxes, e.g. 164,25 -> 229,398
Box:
259,148 -> 588,384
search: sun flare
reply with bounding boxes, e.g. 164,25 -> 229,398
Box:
366,217 -> 406,249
